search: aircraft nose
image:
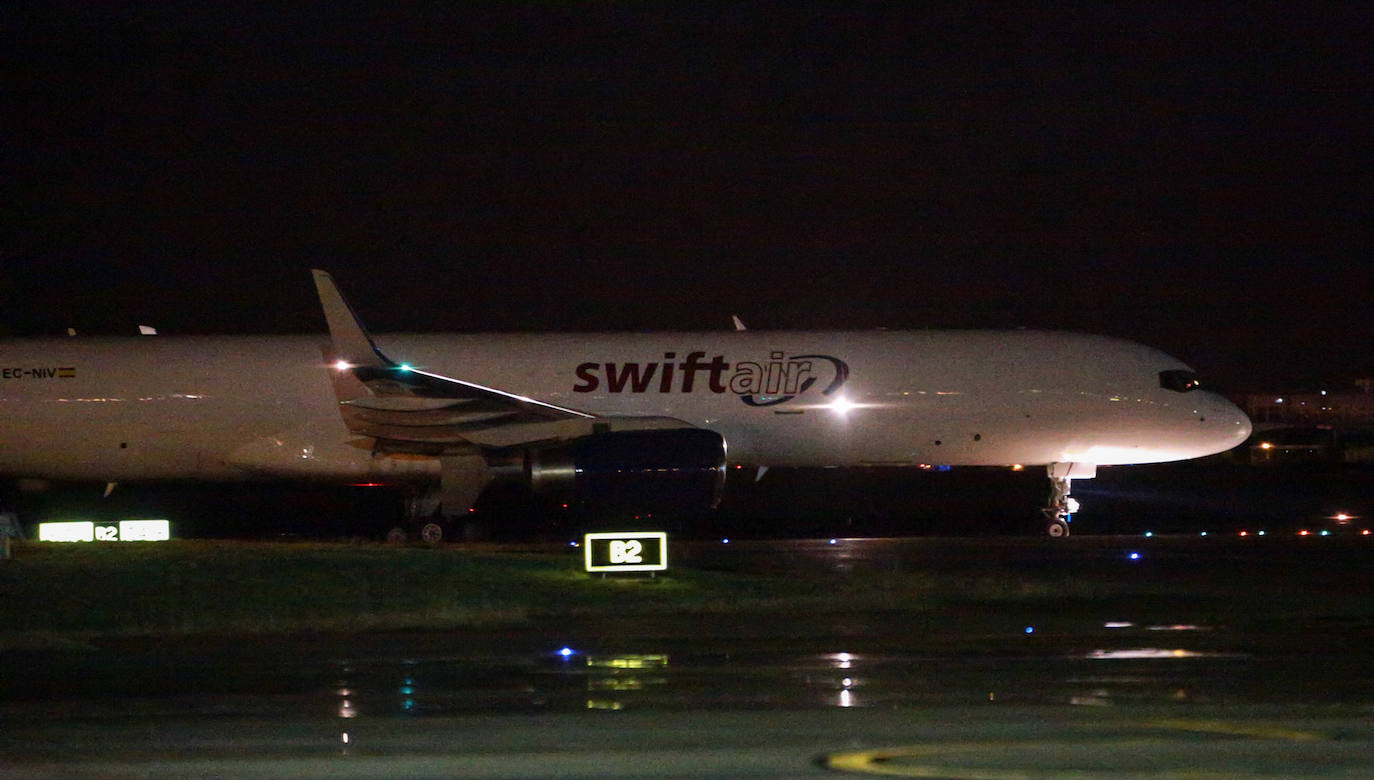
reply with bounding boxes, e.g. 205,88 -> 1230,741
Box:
1202,391 -> 1252,449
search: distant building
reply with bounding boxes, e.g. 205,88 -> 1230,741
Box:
1238,380 -> 1374,464
1241,380 -> 1374,426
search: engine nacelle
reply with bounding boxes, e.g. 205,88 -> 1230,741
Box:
524,429 -> 726,513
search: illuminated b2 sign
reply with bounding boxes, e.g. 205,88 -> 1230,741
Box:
584,532 -> 668,573
609,539 -> 643,563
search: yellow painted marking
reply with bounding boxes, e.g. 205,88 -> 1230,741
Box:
825,744 -> 1034,778
1147,719 -> 1326,742
825,723 -> 1328,776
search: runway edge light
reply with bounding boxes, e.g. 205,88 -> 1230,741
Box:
584,531 -> 668,574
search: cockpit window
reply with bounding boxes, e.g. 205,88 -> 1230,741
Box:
1159,369 -> 1201,393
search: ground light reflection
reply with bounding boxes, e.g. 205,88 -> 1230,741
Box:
336,675 -> 356,754
334,661 -> 358,722
838,676 -> 857,708
583,654 -> 670,711
336,687 -> 357,718
312,636 -> 1274,718
1086,649 -> 1242,660
827,652 -> 859,707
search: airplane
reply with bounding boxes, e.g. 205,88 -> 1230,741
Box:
0,270 -> 1252,540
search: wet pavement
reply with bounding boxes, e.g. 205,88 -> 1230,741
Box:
4,535 -> 1374,777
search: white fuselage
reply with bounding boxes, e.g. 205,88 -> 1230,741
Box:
0,330 -> 1251,484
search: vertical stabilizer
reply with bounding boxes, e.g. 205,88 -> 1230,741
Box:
311,269 -> 393,369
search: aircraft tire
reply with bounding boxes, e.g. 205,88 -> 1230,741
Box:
1046,518 -> 1070,537
419,521 -> 445,545
385,526 -> 408,544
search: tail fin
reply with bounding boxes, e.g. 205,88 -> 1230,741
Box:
311,269 -> 393,369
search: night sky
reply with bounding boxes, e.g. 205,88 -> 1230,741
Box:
5,4 -> 1371,392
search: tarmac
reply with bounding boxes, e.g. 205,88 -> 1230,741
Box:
3,535 -> 1373,777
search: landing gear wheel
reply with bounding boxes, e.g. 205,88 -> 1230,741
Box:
1040,470 -> 1078,538
385,527 -> 408,544
419,521 -> 445,545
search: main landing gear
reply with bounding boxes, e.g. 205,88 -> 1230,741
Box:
1042,476 -> 1078,537
385,491 -> 452,545
1041,463 -> 1094,538
385,456 -> 494,544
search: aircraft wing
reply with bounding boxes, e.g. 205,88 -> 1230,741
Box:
312,270 -> 689,452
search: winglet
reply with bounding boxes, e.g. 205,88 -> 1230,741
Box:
732,315 -> 747,331
312,269 -> 392,369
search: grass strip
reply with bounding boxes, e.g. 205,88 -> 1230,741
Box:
2,540 -> 1370,643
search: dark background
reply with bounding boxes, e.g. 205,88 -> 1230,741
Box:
5,4 -> 1372,392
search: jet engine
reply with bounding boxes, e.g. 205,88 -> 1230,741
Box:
519,428 -> 726,513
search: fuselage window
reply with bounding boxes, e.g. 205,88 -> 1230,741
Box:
1159,369 -> 1201,393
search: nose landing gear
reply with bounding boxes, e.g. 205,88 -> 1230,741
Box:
1042,476 -> 1076,536
1041,463 -> 1093,537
